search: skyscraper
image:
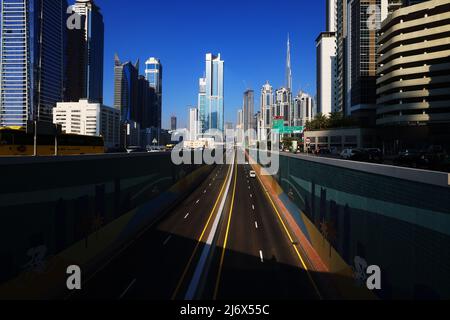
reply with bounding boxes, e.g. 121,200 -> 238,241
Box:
188,107 -> 199,141
199,53 -> 224,134
243,90 -> 255,145
171,116 -> 177,131
316,31 -> 337,116
198,77 -> 207,133
66,0 -> 104,103
286,35 -> 293,91
0,0 -> 68,127
346,0 -> 388,125
260,82 -> 274,141
114,55 -> 139,123
145,57 -> 162,130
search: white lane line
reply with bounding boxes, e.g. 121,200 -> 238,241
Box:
255,221 -> 259,229
119,279 -> 136,299
209,183 -> 212,187
163,235 -> 172,245
248,186 -> 251,190
252,205 -> 255,210
250,194 -> 253,198
185,152 -> 236,300
259,250 -> 264,263
204,190 -> 207,194
184,213 -> 190,219
196,200 -> 200,204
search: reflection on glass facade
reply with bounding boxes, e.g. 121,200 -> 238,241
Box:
145,57 -> 162,130
0,0 -> 67,127
199,53 -> 224,133
67,0 -> 104,104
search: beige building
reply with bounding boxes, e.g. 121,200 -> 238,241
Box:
377,0 -> 450,128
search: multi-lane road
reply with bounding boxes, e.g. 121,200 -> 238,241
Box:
71,149 -> 321,300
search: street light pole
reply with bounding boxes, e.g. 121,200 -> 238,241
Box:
33,120 -> 37,157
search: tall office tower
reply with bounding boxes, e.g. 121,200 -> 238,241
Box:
260,82 -> 274,141
243,90 -> 255,132
145,57 -> 162,130
377,0 -> 450,150
114,55 -> 139,123
137,75 -> 157,129
66,0 -> 104,103
335,0 -> 347,114
275,88 -> 292,125
171,116 -> 177,131
316,32 -> 337,116
198,77 -> 207,133
294,92 -> 314,127
236,109 -> 244,145
198,53 -> 224,134
0,0 -> 67,127
188,107 -> 199,141
346,0 -> 388,125
286,35 -> 293,91
243,90 -> 255,145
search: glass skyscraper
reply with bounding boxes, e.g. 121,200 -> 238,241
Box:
0,0 -> 67,127
66,0 -> 104,104
199,53 -> 224,134
145,57 -> 162,130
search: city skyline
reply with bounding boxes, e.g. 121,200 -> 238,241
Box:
94,0 -> 324,129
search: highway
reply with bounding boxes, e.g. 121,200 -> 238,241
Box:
70,149 -> 320,300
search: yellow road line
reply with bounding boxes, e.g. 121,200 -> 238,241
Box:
213,162 -> 238,300
171,163 -> 233,300
254,166 -> 323,300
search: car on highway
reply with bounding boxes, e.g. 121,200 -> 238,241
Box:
393,149 -> 425,168
341,148 -> 370,162
340,148 -> 356,159
249,170 -> 256,178
126,146 -> 147,154
365,148 -> 384,163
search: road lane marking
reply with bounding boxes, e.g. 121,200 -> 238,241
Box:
171,161 -> 234,300
184,213 -> 190,219
119,279 -> 136,299
196,200 -> 200,204
253,168 -> 323,300
250,194 -> 253,198
185,160 -> 236,300
255,221 -> 259,229
259,250 -> 264,263
204,190 -> 207,194
252,205 -> 255,210
213,163 -> 238,300
163,235 -> 172,246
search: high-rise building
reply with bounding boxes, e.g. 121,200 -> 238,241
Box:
236,109 -> 244,145
199,53 -> 224,134
145,57 -> 162,130
189,107 -> 199,141
326,0 -> 337,32
114,55 -> 139,123
66,0 -> 104,104
335,0 -> 347,114
294,92 -> 314,127
243,90 -> 255,145
316,31 -> 337,116
377,0 -> 450,151
346,0 -> 388,125
275,88 -> 292,125
260,82 -> 274,141
0,0 -> 68,127
286,35 -> 293,91
171,116 -> 177,131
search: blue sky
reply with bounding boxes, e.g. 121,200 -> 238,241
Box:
96,0 -> 325,129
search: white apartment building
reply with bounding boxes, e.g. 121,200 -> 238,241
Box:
53,99 -> 120,149
316,31 -> 337,116
294,92 -> 314,127
188,107 -> 199,141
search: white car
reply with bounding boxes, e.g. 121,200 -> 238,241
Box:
340,149 -> 356,159
249,171 -> 256,178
